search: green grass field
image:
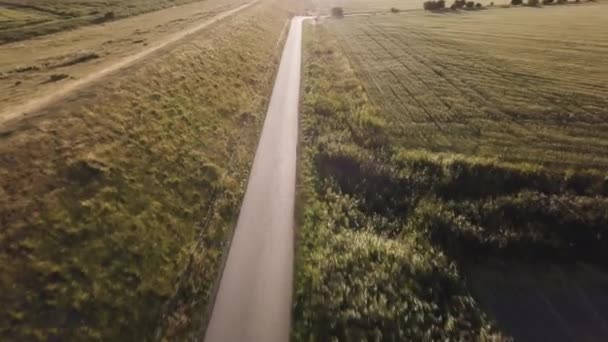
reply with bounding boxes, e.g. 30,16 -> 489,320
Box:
0,1 -> 291,340
0,0 -> 232,43
331,4 -> 608,169
294,4 -> 608,340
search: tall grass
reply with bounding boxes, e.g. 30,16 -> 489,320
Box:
293,22 -> 608,340
0,2 -> 290,340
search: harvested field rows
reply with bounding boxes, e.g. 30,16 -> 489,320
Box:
331,4 -> 608,169
311,0 -> 424,14
0,0 -> 242,42
296,9 -> 608,340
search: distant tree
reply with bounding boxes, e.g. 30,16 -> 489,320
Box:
452,0 -> 467,8
331,7 -> 344,17
511,0 -> 523,5
528,0 -> 540,6
390,7 -> 400,12
466,1 -> 475,7
475,2 -> 483,7
423,0 -> 446,9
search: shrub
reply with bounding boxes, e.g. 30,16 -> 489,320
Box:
543,0 -> 554,3
452,0 -> 467,7
528,0 -> 540,5
390,7 -> 400,12
511,0 -> 523,5
466,1 -> 475,7
103,11 -> 115,20
48,73 -> 69,82
424,0 -> 446,9
490,1 -> 494,5
450,3 -> 458,9
475,2 -> 483,7
331,7 -> 344,17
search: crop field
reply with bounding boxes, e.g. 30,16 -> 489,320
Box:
294,4 -> 608,341
311,0 -> 424,14
331,4 -> 608,169
311,0 -> 499,15
0,0 -> 227,42
0,0 -> 248,118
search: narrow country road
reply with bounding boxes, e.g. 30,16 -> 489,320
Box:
0,1 -> 257,127
204,16 -> 308,342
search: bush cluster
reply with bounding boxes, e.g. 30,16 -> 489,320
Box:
450,0 -> 483,9
331,7 -> 344,17
423,0 -> 446,10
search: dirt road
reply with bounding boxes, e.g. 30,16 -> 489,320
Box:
0,1 -> 256,126
204,16 -> 308,342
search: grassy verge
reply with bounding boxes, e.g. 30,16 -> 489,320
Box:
293,22 -> 608,340
0,1 -> 291,340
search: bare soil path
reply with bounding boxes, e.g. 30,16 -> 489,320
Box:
0,0 -> 256,127
204,16 -> 308,342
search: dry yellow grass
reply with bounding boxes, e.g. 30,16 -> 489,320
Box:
313,0 -> 424,13
0,0 -> 293,340
0,0 -> 249,117
0,0 -> 244,42
329,3 -> 608,169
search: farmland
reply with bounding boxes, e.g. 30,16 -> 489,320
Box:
332,4 -> 608,169
0,0 -> 249,122
0,0 -> 293,340
294,3 -> 608,341
0,0 -> 241,42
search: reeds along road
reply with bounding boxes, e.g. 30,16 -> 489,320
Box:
204,16 -> 308,342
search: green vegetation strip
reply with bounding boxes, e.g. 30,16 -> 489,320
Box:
0,2 -> 290,340
293,22 -> 608,340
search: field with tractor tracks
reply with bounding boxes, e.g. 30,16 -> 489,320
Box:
294,4 -> 608,341
331,4 -> 608,169
0,0 -> 244,42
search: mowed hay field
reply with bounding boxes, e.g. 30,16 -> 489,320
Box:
0,0 -> 249,115
311,0 -> 424,14
0,0 -> 237,43
294,4 -> 608,341
331,4 -> 608,169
